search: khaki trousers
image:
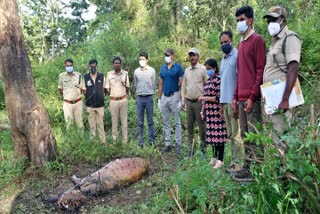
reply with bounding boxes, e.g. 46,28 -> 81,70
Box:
223,104 -> 244,164
63,100 -> 83,129
269,110 -> 291,148
186,99 -> 206,153
87,107 -> 106,144
110,98 -> 128,143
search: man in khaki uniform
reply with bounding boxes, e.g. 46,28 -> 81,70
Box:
181,47 -> 207,157
106,56 -> 130,143
263,6 -> 301,149
58,58 -> 84,129
84,59 -> 107,146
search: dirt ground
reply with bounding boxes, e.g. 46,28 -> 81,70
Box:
1,153 -> 179,214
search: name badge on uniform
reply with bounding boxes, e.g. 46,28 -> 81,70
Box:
87,80 -> 92,86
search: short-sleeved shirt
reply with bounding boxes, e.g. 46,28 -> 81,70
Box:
220,48 -> 238,104
58,71 -> 84,100
160,63 -> 184,95
263,26 -> 301,83
105,70 -> 130,97
134,65 -> 156,96
181,63 -> 207,102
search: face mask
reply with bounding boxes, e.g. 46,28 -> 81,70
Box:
90,67 -> 97,74
164,56 -> 172,64
237,20 -> 248,34
139,60 -> 147,67
268,19 -> 283,36
221,43 -> 232,54
66,66 -> 73,73
207,69 -> 214,77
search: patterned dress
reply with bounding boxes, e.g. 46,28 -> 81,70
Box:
203,75 -> 227,146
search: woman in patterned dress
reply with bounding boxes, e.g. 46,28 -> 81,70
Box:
198,59 -> 227,169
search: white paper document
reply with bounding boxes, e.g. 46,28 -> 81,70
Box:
260,79 -> 304,115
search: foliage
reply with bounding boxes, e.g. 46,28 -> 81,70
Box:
1,0 -> 320,213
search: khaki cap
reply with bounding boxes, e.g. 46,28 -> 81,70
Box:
263,6 -> 287,18
188,47 -> 200,55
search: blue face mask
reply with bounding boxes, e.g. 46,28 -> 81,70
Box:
207,69 -> 214,77
66,66 -> 74,73
221,43 -> 232,54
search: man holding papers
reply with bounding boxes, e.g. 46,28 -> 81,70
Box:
263,5 -> 302,148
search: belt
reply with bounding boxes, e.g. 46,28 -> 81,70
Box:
64,98 -> 81,104
164,92 -> 175,97
110,95 -> 127,101
186,98 -> 199,103
138,94 -> 152,97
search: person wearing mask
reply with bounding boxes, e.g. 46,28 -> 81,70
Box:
106,57 -> 130,144
84,59 -> 107,146
158,48 -> 184,154
181,48 -> 207,157
58,58 -> 84,129
219,31 -> 244,173
232,5 -> 266,179
199,59 -> 227,169
134,51 -> 156,147
263,6 -> 302,150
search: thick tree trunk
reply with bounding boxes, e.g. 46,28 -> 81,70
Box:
0,0 -> 57,166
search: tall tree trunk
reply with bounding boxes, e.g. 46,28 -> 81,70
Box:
0,0 -> 57,167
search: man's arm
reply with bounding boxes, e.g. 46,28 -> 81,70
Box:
58,74 -> 63,95
158,78 -> 163,99
246,36 -> 266,112
278,61 -> 299,110
181,71 -> 186,104
126,73 -> 130,96
105,73 -> 111,95
58,88 -> 63,95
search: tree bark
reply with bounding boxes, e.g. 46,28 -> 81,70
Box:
0,0 -> 57,166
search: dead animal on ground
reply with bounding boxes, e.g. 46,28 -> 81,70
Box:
45,157 -> 150,211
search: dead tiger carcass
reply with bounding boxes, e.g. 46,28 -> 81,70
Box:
50,158 -> 150,211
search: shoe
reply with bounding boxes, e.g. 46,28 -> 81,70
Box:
175,145 -> 182,154
225,163 -> 242,174
201,148 -> 207,158
138,144 -> 144,148
233,169 -> 251,179
213,160 -> 224,169
209,158 -> 217,166
149,142 -> 154,146
161,145 -> 172,153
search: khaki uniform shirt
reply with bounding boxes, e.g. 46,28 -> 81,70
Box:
263,26 -> 301,83
181,63 -> 207,102
58,71 -> 84,100
106,70 -> 130,97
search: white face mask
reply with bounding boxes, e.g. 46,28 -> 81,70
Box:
66,66 -> 73,73
164,56 -> 172,64
237,20 -> 248,34
139,60 -> 147,67
268,19 -> 283,36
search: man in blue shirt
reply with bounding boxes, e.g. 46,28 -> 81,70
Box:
158,48 -> 184,154
219,31 -> 244,173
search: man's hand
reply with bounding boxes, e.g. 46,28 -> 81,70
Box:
231,99 -> 238,110
158,99 -> 162,112
244,99 -> 253,113
198,96 -> 205,101
278,99 -> 289,111
181,102 -> 186,111
233,108 -> 239,119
